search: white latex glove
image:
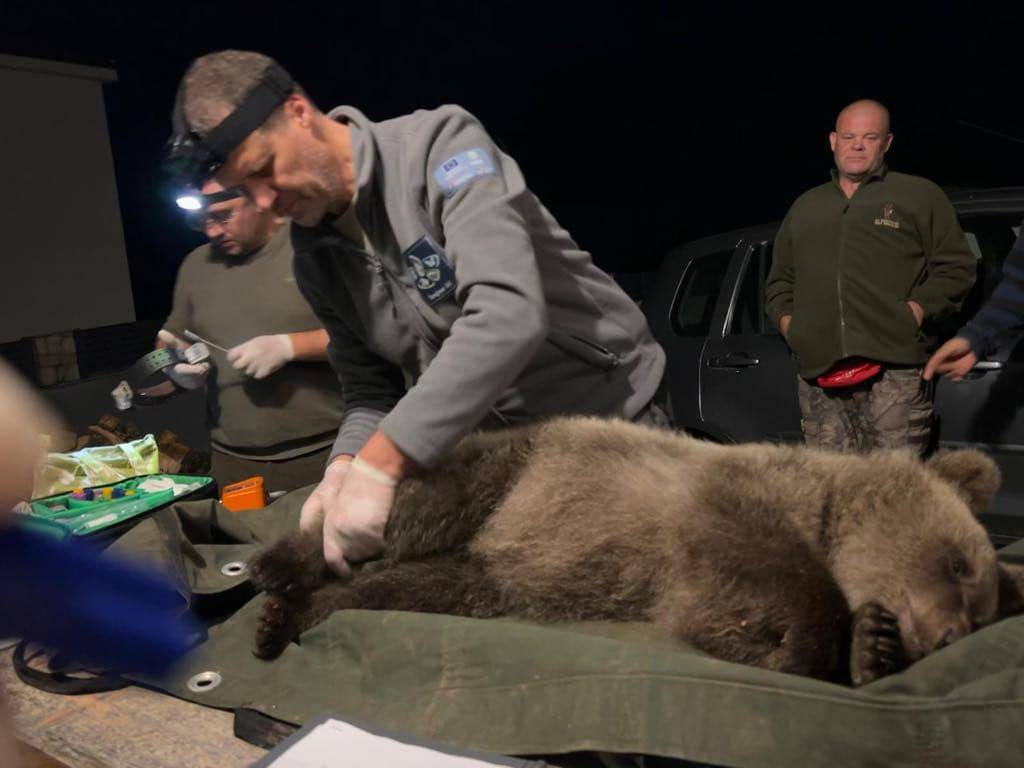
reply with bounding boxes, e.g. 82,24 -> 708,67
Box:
299,459 -> 350,532
226,334 -> 294,380
322,456 -> 398,577
157,330 -> 210,390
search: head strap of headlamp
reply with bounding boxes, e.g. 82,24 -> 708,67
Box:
166,62 -> 294,183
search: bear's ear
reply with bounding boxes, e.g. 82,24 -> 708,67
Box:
927,449 -> 1001,516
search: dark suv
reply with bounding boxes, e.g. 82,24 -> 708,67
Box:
645,187 -> 1024,544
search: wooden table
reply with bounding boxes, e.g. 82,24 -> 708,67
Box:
2,648 -> 266,768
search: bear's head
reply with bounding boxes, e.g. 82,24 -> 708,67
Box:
830,448 -> 1003,661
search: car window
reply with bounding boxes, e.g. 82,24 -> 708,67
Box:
671,249 -> 732,336
730,240 -> 783,335
922,212 -> 1024,341
957,213 -> 1023,325
731,243 -> 773,335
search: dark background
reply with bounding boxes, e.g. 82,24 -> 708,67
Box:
2,1 -> 1022,322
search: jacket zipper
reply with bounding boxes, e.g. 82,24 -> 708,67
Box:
837,199 -> 849,359
364,253 -> 442,349
361,252 -> 509,425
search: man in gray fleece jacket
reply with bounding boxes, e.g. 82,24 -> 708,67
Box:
171,51 -> 665,575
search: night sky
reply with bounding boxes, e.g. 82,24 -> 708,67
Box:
2,1 -> 1023,321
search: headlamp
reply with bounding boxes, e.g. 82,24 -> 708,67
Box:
176,194 -> 203,211
176,187 -> 245,231
175,187 -> 243,212
163,62 -> 293,191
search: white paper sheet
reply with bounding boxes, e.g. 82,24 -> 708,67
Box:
263,717 -> 525,768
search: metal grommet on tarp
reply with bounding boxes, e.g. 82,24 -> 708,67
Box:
187,671 -> 223,693
221,561 -> 247,578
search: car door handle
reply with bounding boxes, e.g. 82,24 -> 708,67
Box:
707,353 -> 760,369
962,359 -> 1004,380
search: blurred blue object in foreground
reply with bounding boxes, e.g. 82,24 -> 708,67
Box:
0,524 -> 201,676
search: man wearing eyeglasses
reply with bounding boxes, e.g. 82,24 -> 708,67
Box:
157,179 -> 345,491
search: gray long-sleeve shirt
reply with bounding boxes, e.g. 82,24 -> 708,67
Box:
291,105 -> 664,467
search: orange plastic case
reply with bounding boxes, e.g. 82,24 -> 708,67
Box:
220,476 -> 267,512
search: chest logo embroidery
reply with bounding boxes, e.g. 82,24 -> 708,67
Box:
875,202 -> 901,230
403,236 -> 456,304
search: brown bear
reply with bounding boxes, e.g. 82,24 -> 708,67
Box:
249,417 -> 1024,685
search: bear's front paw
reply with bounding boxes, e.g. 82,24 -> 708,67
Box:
253,594 -> 301,660
850,602 -> 908,686
249,531 -> 327,598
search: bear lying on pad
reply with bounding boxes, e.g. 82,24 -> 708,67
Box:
249,417 -> 1024,685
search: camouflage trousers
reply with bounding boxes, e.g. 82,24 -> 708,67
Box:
797,367 -> 933,455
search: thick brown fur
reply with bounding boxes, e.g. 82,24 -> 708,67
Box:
249,417 -> 1019,685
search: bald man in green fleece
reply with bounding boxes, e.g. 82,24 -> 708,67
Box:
766,99 -> 975,454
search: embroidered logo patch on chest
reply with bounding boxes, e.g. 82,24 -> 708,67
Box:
403,236 -> 456,304
874,202 -> 901,230
433,148 -> 496,197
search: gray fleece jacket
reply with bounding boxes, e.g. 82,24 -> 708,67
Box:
291,105 -> 664,466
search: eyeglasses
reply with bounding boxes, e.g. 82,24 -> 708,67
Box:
182,188 -> 250,232
188,207 -> 238,232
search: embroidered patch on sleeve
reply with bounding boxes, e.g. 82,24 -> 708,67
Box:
432,148 -> 496,197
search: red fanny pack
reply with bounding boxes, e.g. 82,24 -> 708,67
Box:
816,358 -> 883,388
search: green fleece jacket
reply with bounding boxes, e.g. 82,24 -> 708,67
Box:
765,167 -> 975,378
